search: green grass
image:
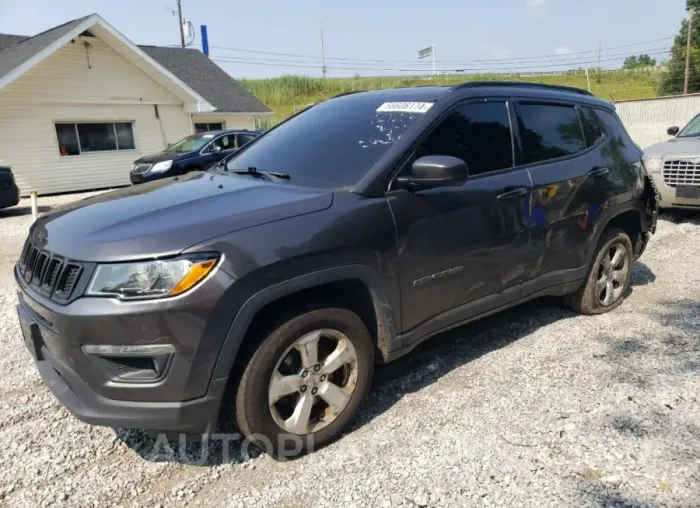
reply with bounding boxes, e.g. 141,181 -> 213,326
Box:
243,70 -> 661,128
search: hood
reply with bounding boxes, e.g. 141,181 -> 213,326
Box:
644,136 -> 700,158
31,172 -> 333,262
134,151 -> 194,164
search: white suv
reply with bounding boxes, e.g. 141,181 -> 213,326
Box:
644,114 -> 700,210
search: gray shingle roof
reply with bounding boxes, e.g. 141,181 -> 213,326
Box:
139,45 -> 270,113
0,15 -> 93,81
0,34 -> 28,51
0,15 -> 269,114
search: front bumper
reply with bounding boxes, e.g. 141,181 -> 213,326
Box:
15,265 -> 236,434
649,172 -> 700,209
130,171 -> 169,185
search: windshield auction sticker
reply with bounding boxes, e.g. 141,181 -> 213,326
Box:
376,102 -> 433,114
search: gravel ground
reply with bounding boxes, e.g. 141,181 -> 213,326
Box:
0,193 -> 698,507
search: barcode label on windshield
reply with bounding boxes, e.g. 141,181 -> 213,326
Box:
376,102 -> 433,114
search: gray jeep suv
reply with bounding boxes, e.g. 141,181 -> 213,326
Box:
16,82 -> 657,457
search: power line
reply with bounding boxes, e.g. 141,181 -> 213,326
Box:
197,36 -> 675,66
209,46 -> 671,71
212,49 -> 672,74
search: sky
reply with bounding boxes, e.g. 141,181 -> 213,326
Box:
0,0 -> 689,79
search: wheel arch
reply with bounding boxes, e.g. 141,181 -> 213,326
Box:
210,265 -> 399,385
587,203 -> 647,265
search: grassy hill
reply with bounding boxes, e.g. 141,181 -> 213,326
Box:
241,70 -> 660,128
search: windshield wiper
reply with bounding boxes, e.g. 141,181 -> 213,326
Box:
230,166 -> 290,179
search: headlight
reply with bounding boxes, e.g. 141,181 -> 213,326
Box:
150,160 -> 173,173
86,254 -> 219,300
644,157 -> 663,173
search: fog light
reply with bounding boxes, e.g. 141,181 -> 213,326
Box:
82,344 -> 174,381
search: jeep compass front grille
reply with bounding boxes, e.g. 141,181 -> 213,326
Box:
663,160 -> 700,187
18,240 -> 83,302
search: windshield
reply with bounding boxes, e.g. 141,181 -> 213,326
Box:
224,95 -> 432,187
168,133 -> 216,153
678,113 -> 700,138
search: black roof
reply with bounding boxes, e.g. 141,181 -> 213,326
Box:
0,14 -> 269,114
138,45 -> 269,114
332,81 -> 609,109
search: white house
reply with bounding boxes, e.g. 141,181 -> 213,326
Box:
0,14 -> 271,195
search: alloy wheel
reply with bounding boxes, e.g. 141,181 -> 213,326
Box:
268,329 -> 359,435
595,241 -> 630,307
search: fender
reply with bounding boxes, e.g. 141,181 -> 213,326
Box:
585,199 -> 648,266
209,264 -> 400,382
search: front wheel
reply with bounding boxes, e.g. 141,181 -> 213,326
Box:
565,228 -> 634,315
233,306 -> 374,458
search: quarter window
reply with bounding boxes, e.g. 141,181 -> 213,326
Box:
579,107 -> 604,147
416,101 -> 514,176
55,122 -> 135,156
237,133 -> 258,147
516,103 -> 586,164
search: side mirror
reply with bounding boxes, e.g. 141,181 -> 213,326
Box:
397,155 -> 469,189
667,126 -> 680,136
211,145 -> 223,153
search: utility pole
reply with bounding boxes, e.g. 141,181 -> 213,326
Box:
585,67 -> 592,92
596,34 -> 602,83
432,44 -> 436,76
685,9 -> 694,95
320,22 -> 327,78
176,0 -> 185,49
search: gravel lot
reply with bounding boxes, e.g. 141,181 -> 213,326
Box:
0,193 -> 698,507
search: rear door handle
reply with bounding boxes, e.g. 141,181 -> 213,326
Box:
588,167 -> 610,178
497,187 -> 529,201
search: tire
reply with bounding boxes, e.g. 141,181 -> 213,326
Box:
233,306 -> 374,459
565,228 -> 634,315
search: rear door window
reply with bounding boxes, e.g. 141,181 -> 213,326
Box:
516,103 -> 586,164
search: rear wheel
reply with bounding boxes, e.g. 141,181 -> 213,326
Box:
233,306 -> 374,458
565,228 -> 633,315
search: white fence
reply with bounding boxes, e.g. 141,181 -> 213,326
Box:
615,93 -> 700,149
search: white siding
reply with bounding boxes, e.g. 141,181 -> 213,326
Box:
0,36 -> 192,195
615,94 -> 700,149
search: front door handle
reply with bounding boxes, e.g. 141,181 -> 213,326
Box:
497,187 -> 529,201
588,167 -> 610,178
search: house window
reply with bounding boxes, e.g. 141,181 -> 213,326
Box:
55,122 -> 136,156
194,122 -> 224,133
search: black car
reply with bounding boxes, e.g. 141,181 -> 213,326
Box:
130,129 -> 261,184
16,82 -> 657,458
0,166 -> 20,211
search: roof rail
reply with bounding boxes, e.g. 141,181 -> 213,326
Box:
330,90 -> 363,99
450,81 -> 593,97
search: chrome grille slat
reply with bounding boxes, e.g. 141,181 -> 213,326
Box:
663,159 -> 700,187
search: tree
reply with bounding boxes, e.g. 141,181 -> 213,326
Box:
623,54 -> 657,69
659,1 -> 700,95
